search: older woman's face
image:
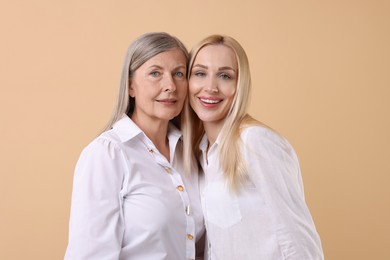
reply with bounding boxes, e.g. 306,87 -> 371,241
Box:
129,49 -> 187,124
189,44 -> 238,128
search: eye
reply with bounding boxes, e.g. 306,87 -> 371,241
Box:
175,71 -> 185,77
219,73 -> 232,80
150,71 -> 160,77
193,71 -> 206,77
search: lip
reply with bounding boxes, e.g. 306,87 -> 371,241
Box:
198,96 -> 223,108
156,98 -> 177,105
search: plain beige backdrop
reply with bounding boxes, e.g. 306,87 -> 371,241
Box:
1,0 -> 389,259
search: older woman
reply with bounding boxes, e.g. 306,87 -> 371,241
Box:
65,32 -> 204,260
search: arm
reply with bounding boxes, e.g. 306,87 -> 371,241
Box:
243,127 -> 324,260
65,138 -> 126,260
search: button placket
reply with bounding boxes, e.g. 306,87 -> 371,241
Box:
200,152 -> 213,260
167,167 -> 196,259
151,134 -> 196,260
137,133 -> 196,259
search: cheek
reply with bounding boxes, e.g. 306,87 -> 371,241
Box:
227,89 -> 236,98
188,80 -> 199,96
189,100 -> 198,112
176,80 -> 188,91
223,83 -> 237,98
188,93 -> 197,108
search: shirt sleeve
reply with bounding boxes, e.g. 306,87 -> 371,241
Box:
65,138 -> 127,260
242,127 -> 324,260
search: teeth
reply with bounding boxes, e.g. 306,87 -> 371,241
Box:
200,98 -> 221,104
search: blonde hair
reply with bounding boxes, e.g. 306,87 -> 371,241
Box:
182,35 -> 260,190
103,32 -> 188,131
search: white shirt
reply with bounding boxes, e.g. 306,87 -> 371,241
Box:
199,126 -> 324,260
65,115 -> 205,260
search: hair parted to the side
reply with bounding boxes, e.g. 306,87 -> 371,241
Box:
103,32 -> 189,132
182,34 -> 261,191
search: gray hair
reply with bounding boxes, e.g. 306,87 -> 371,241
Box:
103,32 -> 188,131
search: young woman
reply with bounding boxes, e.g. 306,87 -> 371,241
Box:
65,32 -> 204,260
183,35 -> 324,259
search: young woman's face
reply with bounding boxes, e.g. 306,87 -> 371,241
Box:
129,49 -> 187,124
189,44 -> 238,128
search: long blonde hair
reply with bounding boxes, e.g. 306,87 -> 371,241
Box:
103,32 -> 188,131
182,35 -> 260,190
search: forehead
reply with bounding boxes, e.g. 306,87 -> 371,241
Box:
194,44 -> 237,69
143,48 -> 187,67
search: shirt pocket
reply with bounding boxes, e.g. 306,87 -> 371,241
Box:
204,182 -> 242,229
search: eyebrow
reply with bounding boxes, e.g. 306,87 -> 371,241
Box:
192,64 -> 236,72
148,64 -> 186,70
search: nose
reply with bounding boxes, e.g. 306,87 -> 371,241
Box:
163,74 -> 176,92
205,76 -> 218,93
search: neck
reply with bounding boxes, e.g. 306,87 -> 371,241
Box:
145,126 -> 169,149
203,121 -> 224,147
131,113 -> 170,160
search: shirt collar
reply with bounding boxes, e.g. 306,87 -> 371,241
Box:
199,134 -> 208,153
199,132 -> 221,153
112,114 -> 182,143
112,115 -> 143,143
167,122 -> 182,143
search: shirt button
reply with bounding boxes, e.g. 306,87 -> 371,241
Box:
177,185 -> 184,191
147,148 -> 154,154
164,167 -> 171,173
185,205 -> 191,215
187,234 -> 194,240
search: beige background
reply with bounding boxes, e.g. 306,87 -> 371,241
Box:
1,0 -> 389,259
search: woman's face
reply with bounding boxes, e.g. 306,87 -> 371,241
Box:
189,44 -> 238,128
129,49 -> 187,124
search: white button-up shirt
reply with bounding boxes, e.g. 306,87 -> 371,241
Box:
65,116 -> 205,260
199,126 -> 324,260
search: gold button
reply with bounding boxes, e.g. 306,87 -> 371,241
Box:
187,234 -> 194,240
177,185 -> 184,191
164,167 -> 171,173
147,148 -> 154,154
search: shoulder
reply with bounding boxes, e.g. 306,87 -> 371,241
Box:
74,130 -> 129,184
240,125 -> 298,161
239,126 -> 304,197
80,130 -> 125,161
241,125 -> 290,147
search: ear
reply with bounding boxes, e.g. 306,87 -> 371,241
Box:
128,79 -> 135,98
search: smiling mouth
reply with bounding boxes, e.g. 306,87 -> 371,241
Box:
199,98 -> 223,104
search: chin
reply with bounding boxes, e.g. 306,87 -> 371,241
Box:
158,113 -> 180,121
194,111 -> 213,121
197,116 -> 216,123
